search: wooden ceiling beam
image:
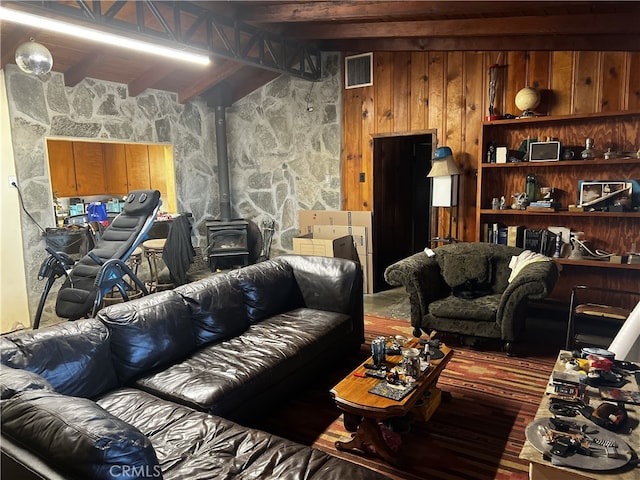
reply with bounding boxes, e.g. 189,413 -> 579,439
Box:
177,59 -> 244,103
289,13 -> 640,39
128,63 -> 178,97
323,34 -> 640,53
237,1 -> 617,23
227,69 -> 279,103
0,27 -> 39,68
64,49 -> 107,87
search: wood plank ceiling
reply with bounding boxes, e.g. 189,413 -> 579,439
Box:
1,1 -> 639,105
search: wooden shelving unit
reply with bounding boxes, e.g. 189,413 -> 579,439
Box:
477,110 -> 640,308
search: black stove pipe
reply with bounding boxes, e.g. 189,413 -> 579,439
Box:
214,105 -> 232,222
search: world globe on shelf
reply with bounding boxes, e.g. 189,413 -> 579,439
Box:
515,86 -> 540,117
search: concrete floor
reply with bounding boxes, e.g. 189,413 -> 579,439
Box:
364,287 -> 411,319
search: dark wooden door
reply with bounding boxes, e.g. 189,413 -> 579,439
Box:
372,134 -> 432,292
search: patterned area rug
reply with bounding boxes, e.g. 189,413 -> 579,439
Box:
248,315 -> 557,480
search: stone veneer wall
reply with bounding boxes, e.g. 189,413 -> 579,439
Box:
226,53 -> 342,253
3,52 -> 341,323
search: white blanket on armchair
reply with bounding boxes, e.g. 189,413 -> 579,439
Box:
508,250 -> 551,283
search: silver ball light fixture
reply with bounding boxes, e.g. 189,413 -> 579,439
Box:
15,40 -> 53,76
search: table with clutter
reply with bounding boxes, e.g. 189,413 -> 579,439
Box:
330,334 -> 453,464
520,348 -> 640,480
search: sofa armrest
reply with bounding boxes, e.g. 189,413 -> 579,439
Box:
1,391 -> 160,480
281,255 -> 364,346
497,260 -> 559,340
384,253 -> 448,332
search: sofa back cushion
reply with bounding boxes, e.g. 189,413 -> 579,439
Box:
0,364 -> 54,400
492,255 -> 517,293
435,243 -> 523,294
97,290 -> 195,384
175,275 -> 249,346
0,319 -> 118,398
438,252 -> 493,290
232,258 -> 302,323
1,390 -> 160,480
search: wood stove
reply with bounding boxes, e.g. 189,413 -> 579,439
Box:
206,93 -> 251,271
206,219 -> 249,271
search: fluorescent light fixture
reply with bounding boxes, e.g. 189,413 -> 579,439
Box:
0,6 -> 211,66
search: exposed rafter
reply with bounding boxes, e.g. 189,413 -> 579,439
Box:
3,0 -> 322,81
3,1 -> 638,104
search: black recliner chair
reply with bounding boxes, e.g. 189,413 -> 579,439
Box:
34,190 -> 162,328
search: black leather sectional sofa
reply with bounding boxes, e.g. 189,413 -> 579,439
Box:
1,255 -> 388,480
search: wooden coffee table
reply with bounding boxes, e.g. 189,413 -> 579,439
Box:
330,341 -> 453,463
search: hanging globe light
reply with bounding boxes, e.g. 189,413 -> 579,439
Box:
15,39 -> 53,76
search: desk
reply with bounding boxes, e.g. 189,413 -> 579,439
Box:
519,351 -> 640,480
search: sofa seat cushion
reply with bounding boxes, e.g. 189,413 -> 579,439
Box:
429,294 -> 501,321
2,390 -> 160,480
97,388 -> 387,480
423,315 -> 502,339
134,308 -> 352,415
0,319 -> 118,399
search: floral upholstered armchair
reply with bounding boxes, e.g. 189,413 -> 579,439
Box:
384,242 -> 559,353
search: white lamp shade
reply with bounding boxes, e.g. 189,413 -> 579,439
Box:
427,155 -> 460,177
432,176 -> 459,207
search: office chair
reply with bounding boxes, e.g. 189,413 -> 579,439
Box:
34,190 -> 161,329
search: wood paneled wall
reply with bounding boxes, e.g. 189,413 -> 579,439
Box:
342,51 -> 640,242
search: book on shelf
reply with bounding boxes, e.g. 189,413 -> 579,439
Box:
522,228 -> 556,256
481,223 -> 508,245
526,201 -> 560,211
496,224 -> 508,245
507,225 -> 525,248
540,229 -> 557,257
523,228 -> 543,252
482,223 -> 492,243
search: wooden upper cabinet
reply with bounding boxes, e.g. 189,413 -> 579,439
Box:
125,144 -> 151,191
148,144 -> 168,198
46,139 -> 175,210
73,142 -> 106,196
47,140 -> 76,197
103,143 -> 128,196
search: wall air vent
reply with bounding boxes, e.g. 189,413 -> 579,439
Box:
345,52 -> 373,89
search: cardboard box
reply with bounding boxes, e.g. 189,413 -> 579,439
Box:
362,252 -> 373,294
292,234 -> 359,262
292,232 -> 372,294
298,210 -> 374,293
309,225 -> 373,293
312,225 -> 368,258
299,210 -> 373,252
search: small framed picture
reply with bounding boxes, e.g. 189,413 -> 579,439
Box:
579,181 -> 632,208
529,141 -> 561,162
